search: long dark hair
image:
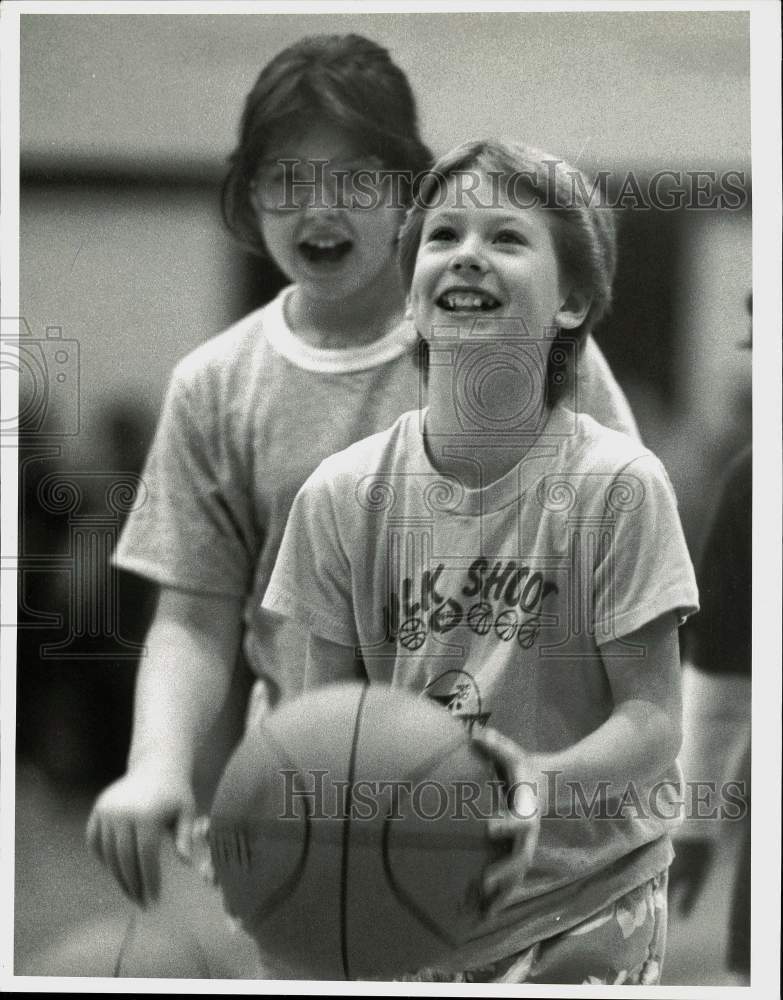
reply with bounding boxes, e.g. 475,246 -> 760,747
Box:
222,34 -> 433,256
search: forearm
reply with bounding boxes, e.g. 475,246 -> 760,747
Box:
530,699 -> 680,809
531,615 -> 682,809
676,663 -> 750,841
128,590 -> 242,778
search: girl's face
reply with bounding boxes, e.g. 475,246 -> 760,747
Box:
409,171 -> 587,352
251,121 -> 405,304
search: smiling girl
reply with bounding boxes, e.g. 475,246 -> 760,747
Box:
263,140 -> 699,983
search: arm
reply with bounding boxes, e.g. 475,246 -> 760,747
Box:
532,613 -> 681,800
86,587 -> 242,905
475,613 -> 681,914
669,666 -> 750,914
669,449 -> 751,912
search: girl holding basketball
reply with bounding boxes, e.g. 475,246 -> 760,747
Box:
264,139 -> 698,984
85,35 -> 639,977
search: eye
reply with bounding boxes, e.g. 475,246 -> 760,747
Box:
427,226 -> 457,243
494,229 -> 526,246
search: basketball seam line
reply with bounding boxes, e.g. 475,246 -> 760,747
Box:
340,682 -> 369,982
216,723 -> 313,930
379,735 -> 496,957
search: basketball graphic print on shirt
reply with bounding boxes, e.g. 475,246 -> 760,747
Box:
384,556 -> 560,652
354,455 -> 655,661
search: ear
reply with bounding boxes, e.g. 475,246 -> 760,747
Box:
555,288 -> 592,330
404,295 -> 415,323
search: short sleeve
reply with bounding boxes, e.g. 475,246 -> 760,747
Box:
592,452 -> 699,643
113,365 -> 258,597
262,469 -> 358,647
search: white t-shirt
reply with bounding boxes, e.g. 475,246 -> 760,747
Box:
263,405 -> 699,968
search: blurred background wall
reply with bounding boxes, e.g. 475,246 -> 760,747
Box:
19,10 -> 752,512
15,9 -> 751,983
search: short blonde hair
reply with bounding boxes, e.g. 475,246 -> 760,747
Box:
398,140 -> 618,402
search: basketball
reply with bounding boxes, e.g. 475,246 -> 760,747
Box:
467,602 -> 493,635
209,682 -> 505,980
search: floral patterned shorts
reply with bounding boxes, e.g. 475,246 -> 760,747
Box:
396,870 -> 668,986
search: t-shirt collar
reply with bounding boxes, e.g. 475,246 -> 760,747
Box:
263,285 -> 417,374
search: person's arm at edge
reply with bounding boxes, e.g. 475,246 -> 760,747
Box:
87,587 -> 242,904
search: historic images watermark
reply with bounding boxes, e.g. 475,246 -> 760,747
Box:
1,317 -> 80,439
254,159 -> 748,213
273,769 -> 747,824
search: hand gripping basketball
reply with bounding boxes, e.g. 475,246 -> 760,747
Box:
471,726 -> 541,918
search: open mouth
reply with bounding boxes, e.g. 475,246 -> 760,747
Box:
298,238 -> 353,264
436,289 -> 502,312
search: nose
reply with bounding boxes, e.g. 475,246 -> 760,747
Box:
449,246 -> 488,275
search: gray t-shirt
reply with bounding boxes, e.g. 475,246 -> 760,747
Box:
115,285 -> 640,701
115,287 -> 421,698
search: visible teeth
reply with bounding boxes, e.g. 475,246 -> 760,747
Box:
440,291 -> 498,311
298,237 -> 352,264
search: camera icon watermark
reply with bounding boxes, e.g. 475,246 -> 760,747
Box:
1,317 -> 80,438
424,317 -> 576,438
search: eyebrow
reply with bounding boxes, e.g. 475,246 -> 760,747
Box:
423,210 -> 459,224
424,210 -> 530,227
490,214 -> 530,227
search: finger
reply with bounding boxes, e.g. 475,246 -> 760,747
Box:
487,805 -> 540,841
482,839 -> 535,898
679,876 -> 701,916
101,824 -> 136,903
190,815 -> 214,884
486,811 -> 539,842
197,856 -> 216,885
677,885 -> 696,917
114,821 -> 146,905
668,872 -> 688,911
509,781 -> 539,819
482,821 -> 538,910
486,813 -> 523,841
136,824 -> 162,904
482,843 -> 537,914
514,831 -> 538,881
493,790 -> 539,830
472,727 -> 524,772
192,815 -> 210,842
85,807 -> 103,862
175,801 -> 196,862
